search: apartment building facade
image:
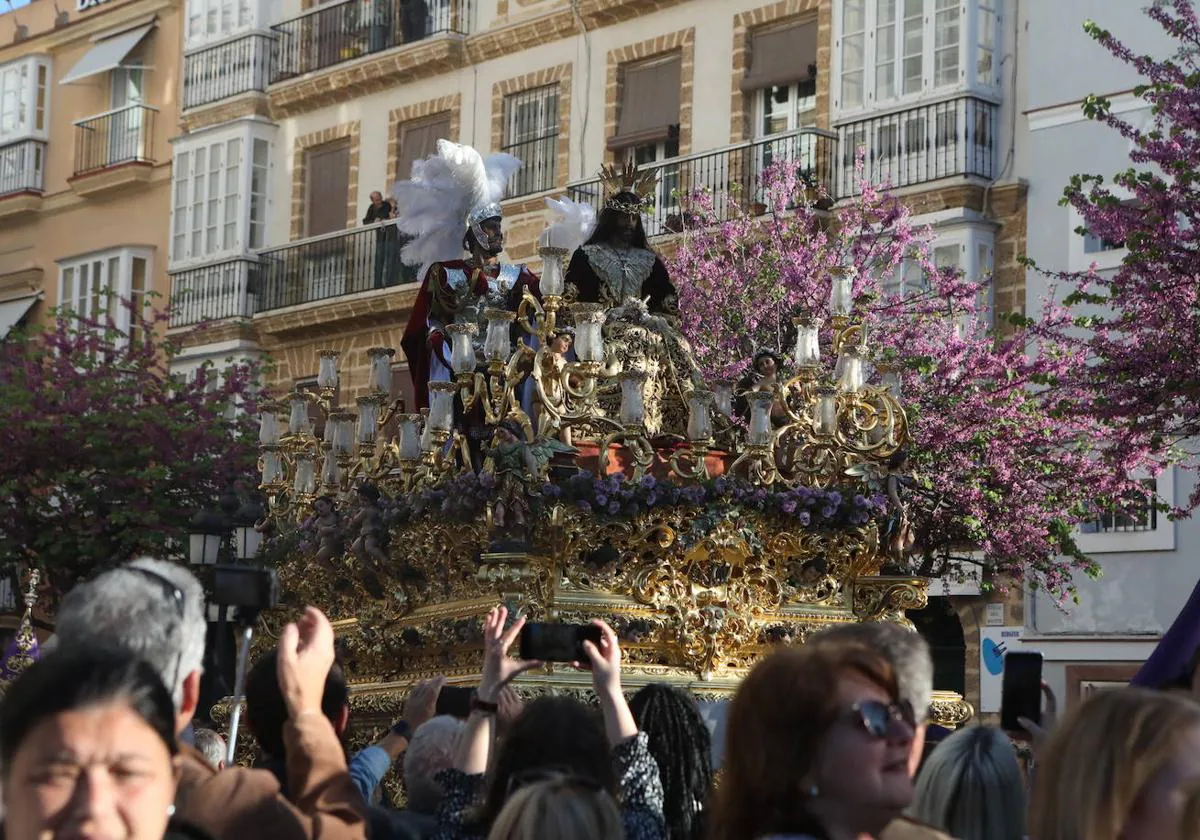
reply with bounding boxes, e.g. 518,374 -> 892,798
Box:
1017,0 -> 1200,712
169,0 -> 1027,710
0,0 -> 182,337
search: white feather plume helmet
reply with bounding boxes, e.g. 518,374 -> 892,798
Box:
393,140 -> 523,275
540,196 -> 598,253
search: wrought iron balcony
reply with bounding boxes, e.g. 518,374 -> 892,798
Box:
834,95 -> 998,196
183,32 -> 275,110
271,0 -> 470,83
73,104 -> 157,176
566,127 -> 839,238
0,139 -> 46,197
169,258 -> 263,328
256,221 -> 419,313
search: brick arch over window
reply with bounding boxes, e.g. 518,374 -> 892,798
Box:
731,0 -> 831,143
290,121 -> 361,241
603,27 -> 695,165
387,94 -> 462,189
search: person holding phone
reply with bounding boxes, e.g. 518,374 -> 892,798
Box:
431,606 -> 666,840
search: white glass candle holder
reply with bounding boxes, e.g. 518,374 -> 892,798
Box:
686,389 -> 715,441
747,391 -> 774,447
428,382 -> 457,433
838,348 -> 865,392
793,315 -> 823,366
419,408 -> 434,453
829,266 -> 855,316
261,450 -> 283,485
446,323 -> 478,376
713,380 -> 735,418
538,246 -> 567,297
321,448 -> 340,486
817,388 -> 838,436
288,394 -> 310,435
397,414 -> 423,460
483,309 -> 516,362
367,347 -> 395,396
571,303 -> 606,362
619,371 -> 647,427
317,350 -> 340,390
329,411 -> 355,456
293,456 -> 316,496
258,409 -> 280,446
356,396 -> 382,444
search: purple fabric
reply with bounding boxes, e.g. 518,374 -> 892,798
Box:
1131,575 -> 1200,688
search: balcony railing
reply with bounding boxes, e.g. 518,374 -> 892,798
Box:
0,139 -> 46,196
183,32 -> 275,110
567,127 -> 838,238
73,104 -> 157,176
257,220 -> 419,313
271,0 -> 470,83
835,96 -> 997,196
169,258 -> 263,328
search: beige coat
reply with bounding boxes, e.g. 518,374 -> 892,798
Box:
174,714 -> 369,840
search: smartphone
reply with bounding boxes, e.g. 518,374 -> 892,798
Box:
519,622 -> 603,663
1000,650 -> 1044,732
435,685 -> 474,719
212,565 -> 279,610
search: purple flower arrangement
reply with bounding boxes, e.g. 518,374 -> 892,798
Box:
381,470 -> 886,532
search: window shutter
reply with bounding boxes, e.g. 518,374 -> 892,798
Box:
740,21 -> 818,92
397,115 -> 450,183
609,56 -> 681,151
305,141 -> 350,237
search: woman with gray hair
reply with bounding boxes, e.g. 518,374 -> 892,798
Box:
907,725 -> 1025,840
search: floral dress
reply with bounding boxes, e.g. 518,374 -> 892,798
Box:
430,732 -> 667,840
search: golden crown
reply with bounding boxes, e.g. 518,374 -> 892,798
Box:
598,162 -> 659,213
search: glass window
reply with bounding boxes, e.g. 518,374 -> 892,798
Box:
902,0 -> 924,95
249,138 -> 268,249
60,248 -> 152,342
841,0 -> 866,109
172,151 -> 190,261
502,85 -> 560,196
875,0 -> 896,100
934,0 -> 960,87
976,0 -> 995,84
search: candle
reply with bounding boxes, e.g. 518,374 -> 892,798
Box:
538,247 -> 567,297
829,266 -> 855,316
317,350 -> 339,390
397,414 -> 422,460
838,348 -> 865,392
817,388 -> 838,436
258,409 -> 279,445
321,448 -> 340,486
483,309 -> 516,362
356,396 -> 381,444
713,380 -> 735,418
747,391 -> 774,446
367,347 -> 395,396
288,394 -> 309,435
571,303 -> 606,362
293,456 -> 316,496
446,323 -> 478,376
619,371 -> 647,426
686,389 -> 714,441
428,382 -> 457,433
793,316 -> 823,366
261,450 -> 282,485
330,411 -> 355,455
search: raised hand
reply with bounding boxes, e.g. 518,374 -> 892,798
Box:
580,619 -> 622,698
277,606 -> 336,716
478,605 -> 541,702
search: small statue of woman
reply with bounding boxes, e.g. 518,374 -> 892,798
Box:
533,328 -> 575,445
734,350 -> 788,425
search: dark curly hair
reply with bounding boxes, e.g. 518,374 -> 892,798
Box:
630,684 -> 713,840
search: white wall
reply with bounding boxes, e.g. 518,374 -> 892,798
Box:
1020,0 -> 1200,692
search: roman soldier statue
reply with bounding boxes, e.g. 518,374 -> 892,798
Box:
396,140 -> 540,408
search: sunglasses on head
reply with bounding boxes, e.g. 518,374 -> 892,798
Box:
848,699 -> 916,738
124,566 -> 187,698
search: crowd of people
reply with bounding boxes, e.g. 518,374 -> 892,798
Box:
5,556 -> 1200,840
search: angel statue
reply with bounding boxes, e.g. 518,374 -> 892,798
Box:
547,164 -> 703,436
846,449 -> 917,566
484,419 -> 575,548
397,141 -> 540,408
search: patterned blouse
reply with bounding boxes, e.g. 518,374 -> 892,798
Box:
430,732 -> 667,840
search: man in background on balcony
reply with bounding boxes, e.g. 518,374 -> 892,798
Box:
364,191 -> 389,289
395,141 -> 539,410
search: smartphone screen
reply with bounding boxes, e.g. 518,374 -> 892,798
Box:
519,623 -> 603,663
1000,650 -> 1044,732
435,685 -> 474,719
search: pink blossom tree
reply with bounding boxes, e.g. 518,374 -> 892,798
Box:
670,161 -> 1155,601
1037,0 -> 1200,510
0,302 -> 263,594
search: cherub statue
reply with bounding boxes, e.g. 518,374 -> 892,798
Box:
304,495 -> 344,576
484,419 -> 575,546
846,449 -> 917,565
533,328 -> 575,445
734,349 -> 788,425
350,482 -> 388,598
